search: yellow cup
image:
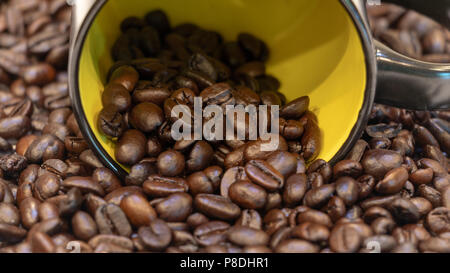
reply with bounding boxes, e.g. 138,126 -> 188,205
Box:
69,0 -> 450,177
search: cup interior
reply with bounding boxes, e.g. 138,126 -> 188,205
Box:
76,0 -> 368,174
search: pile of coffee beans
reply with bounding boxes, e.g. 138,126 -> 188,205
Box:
98,10 -> 320,169
368,3 -> 450,62
0,0 -> 447,253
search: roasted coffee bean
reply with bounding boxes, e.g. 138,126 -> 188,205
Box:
157,149 -> 185,177
92,167 -> 122,194
297,209 -> 332,228
411,197 -> 433,217
62,176 -> 104,197
64,137 -> 88,156
102,83 -> 131,113
426,207 -> 450,234
24,134 -> 65,164
138,219 -> 172,251
371,217 -> 396,235
418,184 -> 442,208
19,197 -> 40,229
275,239 -> 319,253
72,211 -> 98,241
229,180 -> 267,210
227,226 -> 269,246
333,160 -> 363,179
283,174 -> 307,207
0,202 -> 19,226
244,136 -> 288,161
125,161 -> 156,187
38,202 -> 59,221
143,175 -> 188,197
34,173 -> 60,201
129,102 -> 164,133
335,177 -> 359,206
301,112 -> 321,162
153,193 -> 192,222
0,115 -> 31,139
200,83 -> 235,108
280,97 -> 309,120
97,105 -> 127,138
186,141 -> 213,173
22,63 -> 56,86
58,188 -> 83,217
303,184 -> 335,208
194,194 -> 241,221
238,33 -> 268,61
376,167 -> 409,195
361,149 -> 403,180
357,175 -> 376,200
291,222 -> 330,243
329,224 -> 362,253
115,130 -> 146,166
95,204 -> 132,237
387,198 -> 420,225
220,167 -> 247,198
245,160 -> 284,192
120,193 -> 156,227
109,65 -> 139,92
194,221 -> 230,247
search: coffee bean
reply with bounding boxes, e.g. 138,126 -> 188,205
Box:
361,149 -> 403,180
194,221 -> 230,246
194,194 -> 241,221
95,204 -> 132,237
418,184 -> 442,208
426,207 -> 450,234
125,161 -> 156,187
62,176 -> 104,197
376,167 -> 409,194
129,102 -> 164,133
153,193 -> 192,222
115,130 -> 146,166
22,63 -> 56,86
227,225 -> 269,246
244,136 -> 288,161
138,219 -> 172,251
72,211 -> 98,241
329,224 -> 362,253
220,167 -> 247,199
229,180 -> 267,210
283,174 -> 307,207
143,175 -> 188,197
333,160 -> 363,179
120,193 -> 156,227
387,198 -> 420,225
335,177 -> 359,206
245,160 -> 284,192
291,222 -> 330,243
275,239 -> 319,253
97,105 -> 127,138
303,184 -> 335,208
157,149 -> 185,177
280,96 -> 309,120
0,223 -> 26,243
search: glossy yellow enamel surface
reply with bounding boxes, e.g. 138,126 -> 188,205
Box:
78,0 -> 366,169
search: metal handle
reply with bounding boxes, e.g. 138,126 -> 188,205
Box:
69,0 -> 97,47
373,0 -> 450,110
375,41 -> 450,110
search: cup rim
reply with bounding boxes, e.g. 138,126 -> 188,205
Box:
68,0 -> 377,178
